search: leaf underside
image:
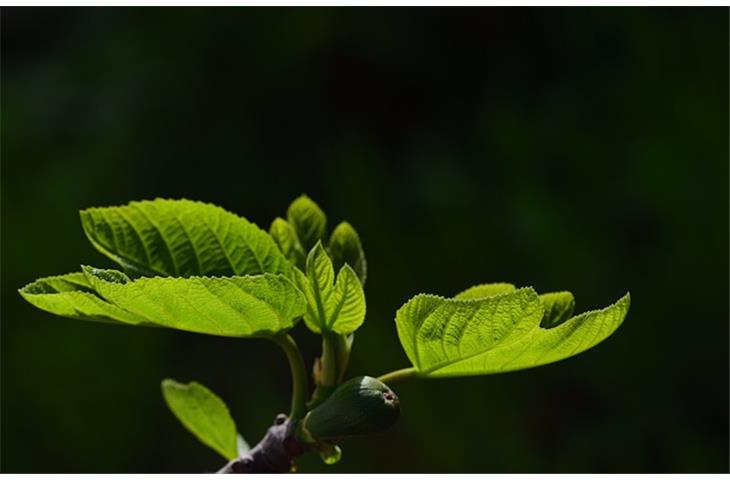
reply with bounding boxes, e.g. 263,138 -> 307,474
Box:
83,266 -> 306,337
80,198 -> 291,278
18,272 -> 149,325
539,291 -> 576,328
396,287 -> 629,377
20,267 -> 306,337
161,379 -> 238,460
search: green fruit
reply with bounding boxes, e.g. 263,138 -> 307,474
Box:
302,376 -> 400,440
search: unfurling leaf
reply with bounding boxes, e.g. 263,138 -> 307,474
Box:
269,217 -> 306,268
287,195 -> 326,252
80,199 -> 290,278
395,287 -> 629,377
328,222 -> 367,285
161,379 -> 238,460
294,242 -> 365,335
82,266 -> 306,337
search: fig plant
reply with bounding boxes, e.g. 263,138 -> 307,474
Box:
19,195 -> 630,473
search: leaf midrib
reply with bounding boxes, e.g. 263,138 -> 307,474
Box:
327,269 -> 353,330
131,203 -> 180,275
310,268 -> 329,331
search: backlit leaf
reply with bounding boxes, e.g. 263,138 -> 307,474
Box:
293,242 -> 365,334
454,282 -> 516,300
328,222 -> 367,285
395,287 -> 629,377
287,195 -> 326,252
161,379 -> 238,460
83,266 -> 305,337
18,272 -> 148,325
80,199 -> 290,278
539,291 -> 576,328
269,217 -> 305,268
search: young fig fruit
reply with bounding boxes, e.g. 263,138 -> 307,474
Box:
302,376 -> 400,441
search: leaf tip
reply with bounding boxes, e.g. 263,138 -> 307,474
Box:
619,291 -> 631,312
331,220 -> 355,233
288,194 -> 323,213
161,377 -> 179,387
307,239 -> 330,263
269,216 -> 287,229
337,262 -> 358,278
161,378 -> 185,395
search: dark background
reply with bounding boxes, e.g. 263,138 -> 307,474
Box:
2,7 -> 728,473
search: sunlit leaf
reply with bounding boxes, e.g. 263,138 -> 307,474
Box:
161,379 -> 238,460
539,291 -> 575,328
18,272 -> 148,325
287,195 -> 326,252
80,199 -> 290,278
454,282 -> 516,300
396,287 -> 629,377
83,266 -> 305,337
269,217 -> 306,269
328,222 -> 367,285
293,242 -> 365,334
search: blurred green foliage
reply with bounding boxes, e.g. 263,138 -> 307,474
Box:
2,7 -> 727,473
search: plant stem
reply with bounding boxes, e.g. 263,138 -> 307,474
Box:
319,333 -> 339,387
218,415 -> 306,473
320,332 -> 351,386
333,333 -> 353,384
377,367 -> 418,385
271,333 -> 309,421
307,332 -> 352,410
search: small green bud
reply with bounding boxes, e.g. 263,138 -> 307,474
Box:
269,217 -> 306,268
328,222 -> 367,285
287,195 -> 327,252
